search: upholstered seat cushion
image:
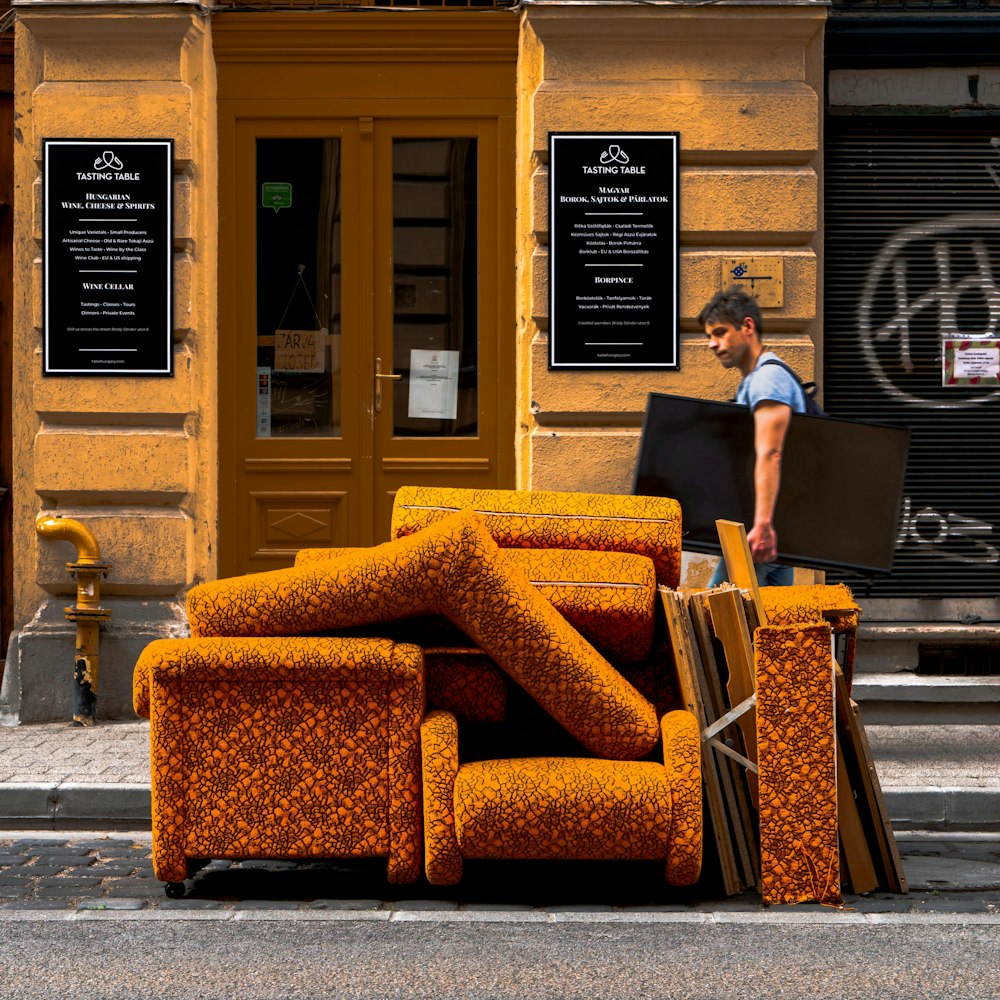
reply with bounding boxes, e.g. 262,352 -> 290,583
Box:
455,757 -> 676,861
421,710 -> 702,887
390,486 -> 682,589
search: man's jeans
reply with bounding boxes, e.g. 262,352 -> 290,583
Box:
708,557 -> 793,588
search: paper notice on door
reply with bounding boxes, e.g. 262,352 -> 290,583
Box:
408,349 -> 460,420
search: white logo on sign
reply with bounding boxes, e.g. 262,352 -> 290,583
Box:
94,150 -> 124,171
599,145 -> 629,166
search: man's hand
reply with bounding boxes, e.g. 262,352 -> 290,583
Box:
747,521 -> 778,564
750,400 -> 792,565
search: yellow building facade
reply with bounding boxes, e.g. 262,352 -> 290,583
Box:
2,0 -> 825,721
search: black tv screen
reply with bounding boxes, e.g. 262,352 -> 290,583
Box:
632,392 -> 910,574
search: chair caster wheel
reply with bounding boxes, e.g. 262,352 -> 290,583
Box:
164,882 -> 187,899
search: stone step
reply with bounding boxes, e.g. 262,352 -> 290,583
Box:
866,724 -> 1000,831
852,672 -> 1000,724
855,621 -> 1000,674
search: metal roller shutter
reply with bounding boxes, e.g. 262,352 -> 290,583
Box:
824,118 -> 1000,596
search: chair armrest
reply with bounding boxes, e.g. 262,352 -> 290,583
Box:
421,710 -> 463,886
661,710 -> 702,887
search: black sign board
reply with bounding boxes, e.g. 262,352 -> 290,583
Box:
43,139 -> 173,376
548,133 -> 679,370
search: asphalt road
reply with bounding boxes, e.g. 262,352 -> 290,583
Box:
1,913 -> 998,1000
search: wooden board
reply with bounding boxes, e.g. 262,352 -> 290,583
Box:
715,519 -> 765,626
836,666 -> 905,892
837,746 -> 879,894
842,629 -> 859,692
741,591 -> 762,635
851,699 -> 909,893
835,664 -> 909,894
660,589 -> 743,896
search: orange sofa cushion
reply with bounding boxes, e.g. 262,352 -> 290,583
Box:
756,622 -> 841,906
391,486 -> 682,589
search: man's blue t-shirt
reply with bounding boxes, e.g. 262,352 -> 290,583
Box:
736,351 -> 807,415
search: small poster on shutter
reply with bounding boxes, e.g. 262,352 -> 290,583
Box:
942,338 -> 1000,387
408,349 -> 459,420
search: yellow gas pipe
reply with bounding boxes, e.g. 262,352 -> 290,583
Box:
35,515 -> 111,727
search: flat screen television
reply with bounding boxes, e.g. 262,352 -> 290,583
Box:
632,392 -> 911,575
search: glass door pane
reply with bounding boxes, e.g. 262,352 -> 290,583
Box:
390,137 -> 478,437
255,138 -> 342,438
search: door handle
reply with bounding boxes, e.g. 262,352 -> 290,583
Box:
374,356 -> 402,413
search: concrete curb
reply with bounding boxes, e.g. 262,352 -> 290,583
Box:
0,783 -> 151,829
0,782 -> 997,832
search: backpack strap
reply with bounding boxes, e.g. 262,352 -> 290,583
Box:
756,357 -> 818,412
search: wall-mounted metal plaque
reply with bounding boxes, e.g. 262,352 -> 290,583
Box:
549,133 -> 679,370
720,255 -> 785,308
43,139 -> 173,376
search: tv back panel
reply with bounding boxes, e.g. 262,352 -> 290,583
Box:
632,392 -> 910,575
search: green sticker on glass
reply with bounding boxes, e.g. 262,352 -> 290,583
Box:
262,182 -> 292,213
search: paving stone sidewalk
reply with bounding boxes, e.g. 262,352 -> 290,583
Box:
0,721 -> 149,785
0,831 -> 998,916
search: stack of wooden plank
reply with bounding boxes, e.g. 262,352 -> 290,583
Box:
661,586 -> 760,895
660,528 -> 908,899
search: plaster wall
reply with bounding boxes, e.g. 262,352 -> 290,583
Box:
516,1 -> 825,584
4,4 -> 217,720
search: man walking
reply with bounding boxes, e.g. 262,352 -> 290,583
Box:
698,287 -> 807,587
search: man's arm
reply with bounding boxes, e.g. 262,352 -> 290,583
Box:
748,399 -> 792,564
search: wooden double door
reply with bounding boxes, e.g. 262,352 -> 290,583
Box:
219,113 -> 514,576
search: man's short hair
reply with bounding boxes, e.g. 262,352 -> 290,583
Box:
697,286 -> 764,337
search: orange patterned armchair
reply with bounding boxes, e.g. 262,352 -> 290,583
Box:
401,487 -> 701,886
133,636 -> 424,894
